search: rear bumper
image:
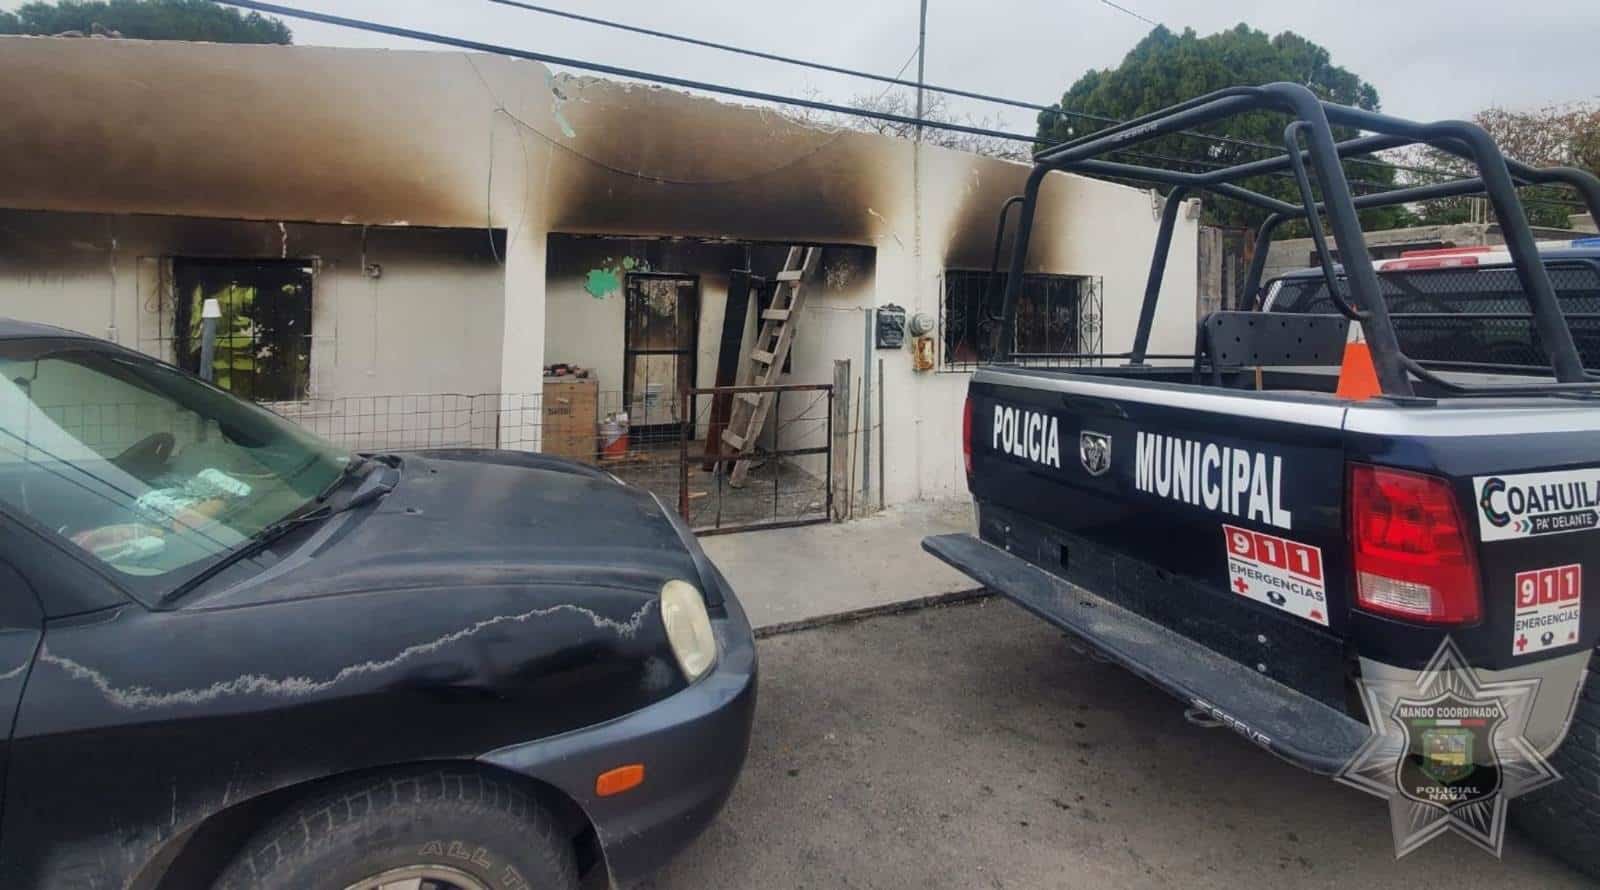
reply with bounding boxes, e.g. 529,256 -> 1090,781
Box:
479,577 -> 757,886
923,532 -> 1370,775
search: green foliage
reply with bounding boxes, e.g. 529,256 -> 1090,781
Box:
1037,24 -> 1410,232
1403,102 -> 1600,230
0,0 -> 290,43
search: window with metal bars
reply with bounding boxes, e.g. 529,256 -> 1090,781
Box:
171,259 -> 314,402
940,270 -> 1100,370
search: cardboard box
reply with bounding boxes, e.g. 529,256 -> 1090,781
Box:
542,377 -> 598,462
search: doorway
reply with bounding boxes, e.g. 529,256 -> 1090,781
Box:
623,272 -> 699,443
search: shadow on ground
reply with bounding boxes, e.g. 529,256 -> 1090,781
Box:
634,599 -> 1586,890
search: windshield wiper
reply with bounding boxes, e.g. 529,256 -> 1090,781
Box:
317,454 -> 373,502
161,464 -> 399,605
159,502 -> 332,605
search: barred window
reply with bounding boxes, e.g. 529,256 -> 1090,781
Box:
940,270 -> 1101,370
172,259 -> 314,402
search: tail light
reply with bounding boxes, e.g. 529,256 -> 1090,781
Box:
961,395 -> 974,478
1348,464 -> 1480,624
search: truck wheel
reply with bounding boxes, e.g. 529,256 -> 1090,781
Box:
1512,653 -> 1600,879
214,768 -> 578,890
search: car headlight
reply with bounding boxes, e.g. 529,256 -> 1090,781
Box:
660,579 -> 718,682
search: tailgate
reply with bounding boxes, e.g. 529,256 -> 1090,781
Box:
968,367 -> 1354,709
1344,401 -> 1600,672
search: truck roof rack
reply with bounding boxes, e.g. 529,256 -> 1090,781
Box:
994,81 -> 1600,397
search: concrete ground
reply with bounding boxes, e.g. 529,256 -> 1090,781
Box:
700,499 -> 978,630
639,599 -> 1586,890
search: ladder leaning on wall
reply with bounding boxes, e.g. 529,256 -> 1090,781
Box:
720,245 -> 821,487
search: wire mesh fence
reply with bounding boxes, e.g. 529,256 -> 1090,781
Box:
268,386 -> 835,534
35,382 -> 841,535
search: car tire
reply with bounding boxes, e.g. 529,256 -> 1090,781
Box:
213,768 -> 579,890
1512,652 -> 1600,880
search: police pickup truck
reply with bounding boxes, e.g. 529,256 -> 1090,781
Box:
923,84 -> 1600,875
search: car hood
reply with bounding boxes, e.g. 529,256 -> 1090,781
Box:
193,451 -> 701,608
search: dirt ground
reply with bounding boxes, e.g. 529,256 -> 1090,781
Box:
637,598 -> 1587,890
608,446 -> 828,532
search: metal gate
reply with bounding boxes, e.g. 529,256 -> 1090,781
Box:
677,382 -> 834,535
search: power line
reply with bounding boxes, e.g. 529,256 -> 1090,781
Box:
470,0 -> 1480,185
1097,0 -> 1161,28
214,0 -> 1034,143
212,1 -> 1583,211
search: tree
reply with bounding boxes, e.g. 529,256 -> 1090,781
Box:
841,91 -> 1027,161
1036,24 -> 1410,233
781,87 -> 1028,161
0,0 -> 291,44
1398,101 -> 1600,229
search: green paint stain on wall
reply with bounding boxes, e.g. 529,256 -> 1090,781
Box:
584,268 -> 621,298
621,257 -> 637,270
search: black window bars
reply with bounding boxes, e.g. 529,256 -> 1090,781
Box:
993,81 -> 1600,398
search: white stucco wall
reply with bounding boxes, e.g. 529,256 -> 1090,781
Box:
0,210 -> 509,398
0,37 -> 1199,505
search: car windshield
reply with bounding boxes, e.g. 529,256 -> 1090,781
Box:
0,337 -> 350,595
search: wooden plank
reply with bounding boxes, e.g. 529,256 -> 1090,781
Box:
701,269 -> 759,471
721,429 -> 746,449
774,269 -> 804,281
760,308 -> 790,321
751,349 -> 775,365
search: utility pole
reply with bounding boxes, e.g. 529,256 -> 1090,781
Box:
914,0 -> 928,142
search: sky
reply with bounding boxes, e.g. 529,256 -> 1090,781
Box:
10,0 -> 1600,136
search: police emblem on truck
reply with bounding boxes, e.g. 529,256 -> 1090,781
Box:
1079,431 -> 1111,476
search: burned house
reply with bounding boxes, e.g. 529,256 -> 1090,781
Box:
0,37 -> 1199,525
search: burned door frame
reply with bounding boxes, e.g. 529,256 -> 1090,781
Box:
623,271 -> 700,443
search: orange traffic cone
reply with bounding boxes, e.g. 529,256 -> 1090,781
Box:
1335,339 -> 1381,401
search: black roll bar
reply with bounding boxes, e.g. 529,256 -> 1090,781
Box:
996,81 -> 1600,396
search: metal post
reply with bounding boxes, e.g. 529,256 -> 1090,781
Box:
862,310 -> 874,512
198,298 -> 222,383
1129,187 -> 1188,364
831,360 -> 850,522
772,388 -> 782,522
877,357 -> 885,511
825,383 -> 836,522
914,0 -> 928,142
678,385 -> 691,522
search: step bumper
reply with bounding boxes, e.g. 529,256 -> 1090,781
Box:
922,532 -> 1371,775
